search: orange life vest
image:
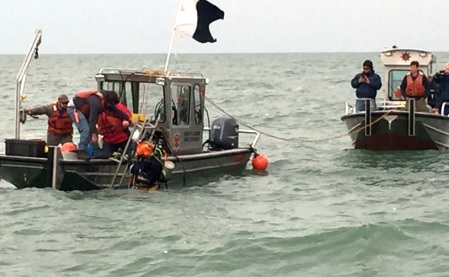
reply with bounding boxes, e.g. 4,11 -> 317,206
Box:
97,112 -> 124,136
75,89 -> 104,116
47,103 -> 73,135
405,73 -> 426,97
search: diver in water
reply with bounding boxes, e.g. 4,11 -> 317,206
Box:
129,141 -> 166,190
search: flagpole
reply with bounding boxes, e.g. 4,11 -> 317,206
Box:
164,0 -> 183,73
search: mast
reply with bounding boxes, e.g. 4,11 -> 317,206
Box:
15,29 -> 42,139
164,1 -> 183,72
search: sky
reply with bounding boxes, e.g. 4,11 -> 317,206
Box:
2,0 -> 449,54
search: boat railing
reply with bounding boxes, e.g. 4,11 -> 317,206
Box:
15,29 -> 42,139
166,71 -> 205,79
345,99 -> 406,114
203,127 -> 260,148
345,102 -> 355,114
378,99 -> 406,110
440,103 -> 449,116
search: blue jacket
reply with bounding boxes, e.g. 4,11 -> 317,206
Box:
433,73 -> 449,109
351,71 -> 382,99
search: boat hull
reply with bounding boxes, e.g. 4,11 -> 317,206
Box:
0,148 -> 253,191
341,111 -> 449,151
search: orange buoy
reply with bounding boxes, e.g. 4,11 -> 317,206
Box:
252,153 -> 268,171
60,142 -> 77,152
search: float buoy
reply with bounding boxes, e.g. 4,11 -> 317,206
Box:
252,153 -> 268,171
60,142 -> 77,152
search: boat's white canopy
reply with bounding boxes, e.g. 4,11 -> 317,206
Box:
379,48 -> 436,67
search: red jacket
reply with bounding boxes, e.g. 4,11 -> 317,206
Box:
98,103 -> 132,144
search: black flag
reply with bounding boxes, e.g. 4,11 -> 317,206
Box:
174,0 -> 224,43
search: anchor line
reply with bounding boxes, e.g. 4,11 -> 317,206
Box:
205,96 -> 393,143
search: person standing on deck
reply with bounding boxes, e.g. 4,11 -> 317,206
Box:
350,60 -> 382,112
400,60 -> 430,113
96,92 -> 132,158
24,94 -> 73,146
432,63 -> 449,115
66,90 -> 131,159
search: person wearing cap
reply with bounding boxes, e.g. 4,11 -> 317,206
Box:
350,60 -> 382,112
400,60 -> 430,112
24,94 -> 73,146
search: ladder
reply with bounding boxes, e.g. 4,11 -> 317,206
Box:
109,118 -> 160,188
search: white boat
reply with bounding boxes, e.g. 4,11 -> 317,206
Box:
341,47 -> 449,151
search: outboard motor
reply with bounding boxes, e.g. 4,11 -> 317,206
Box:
209,116 -> 239,150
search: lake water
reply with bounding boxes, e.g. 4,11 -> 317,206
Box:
1,52 -> 449,276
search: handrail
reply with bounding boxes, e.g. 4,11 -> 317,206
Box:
15,29 -> 42,139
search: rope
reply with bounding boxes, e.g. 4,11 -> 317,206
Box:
205,96 -> 394,143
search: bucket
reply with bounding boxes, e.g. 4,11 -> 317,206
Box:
162,161 -> 175,180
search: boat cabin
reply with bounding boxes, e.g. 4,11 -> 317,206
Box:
95,68 -> 208,155
379,48 -> 436,102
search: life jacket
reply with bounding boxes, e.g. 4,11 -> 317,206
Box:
97,112 -> 124,136
98,103 -> 132,144
47,103 -> 73,135
75,90 -> 104,116
405,73 -> 426,97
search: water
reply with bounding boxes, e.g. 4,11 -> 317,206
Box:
1,52 -> 449,276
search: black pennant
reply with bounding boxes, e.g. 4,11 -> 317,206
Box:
193,0 -> 225,43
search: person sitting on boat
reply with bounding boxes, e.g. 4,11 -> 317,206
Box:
66,90 -> 132,158
96,92 -> 132,158
432,63 -> 449,115
24,94 -> 73,146
350,60 -> 382,112
400,61 -> 430,113
174,88 -> 190,125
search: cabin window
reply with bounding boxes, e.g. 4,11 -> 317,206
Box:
171,84 -> 191,126
388,70 -> 408,100
136,82 -> 165,122
101,81 -> 165,122
193,84 -> 202,125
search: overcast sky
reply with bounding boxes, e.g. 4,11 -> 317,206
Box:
2,0 -> 449,54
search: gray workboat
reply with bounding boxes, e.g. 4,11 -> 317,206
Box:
0,30 -> 265,191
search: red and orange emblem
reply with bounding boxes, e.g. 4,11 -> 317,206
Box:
401,52 -> 410,61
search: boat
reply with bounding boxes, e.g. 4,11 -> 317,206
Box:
0,27 -> 267,191
341,47 -> 449,151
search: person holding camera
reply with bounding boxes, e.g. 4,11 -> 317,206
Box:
432,63 -> 449,115
350,60 -> 382,112
400,60 -> 430,112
